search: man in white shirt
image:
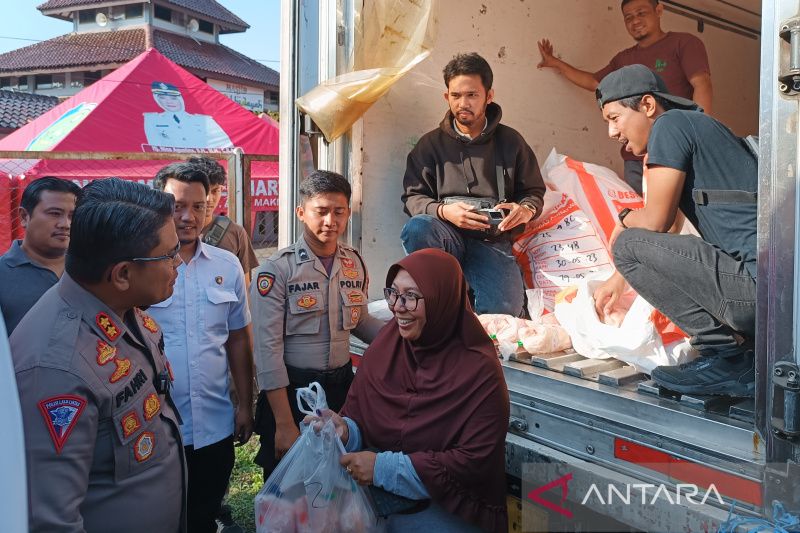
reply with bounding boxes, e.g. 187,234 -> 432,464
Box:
149,162 -> 254,533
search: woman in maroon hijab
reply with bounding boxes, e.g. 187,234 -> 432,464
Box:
320,248 -> 510,532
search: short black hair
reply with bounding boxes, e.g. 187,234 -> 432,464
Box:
153,161 -> 210,194
66,178 -> 175,283
443,53 -> 493,91
617,93 -> 677,112
186,156 -> 226,187
299,170 -> 351,203
20,176 -> 82,214
621,0 -> 658,8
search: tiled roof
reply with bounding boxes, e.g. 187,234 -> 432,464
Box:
0,90 -> 59,129
0,29 -> 279,89
0,29 -> 145,73
154,30 -> 279,87
37,0 -> 248,31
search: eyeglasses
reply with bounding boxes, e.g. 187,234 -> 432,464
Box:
383,287 -> 424,311
130,243 -> 181,263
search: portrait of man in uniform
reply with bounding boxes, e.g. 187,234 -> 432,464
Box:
143,81 -> 232,150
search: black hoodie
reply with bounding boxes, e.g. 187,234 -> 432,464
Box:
402,102 -> 545,220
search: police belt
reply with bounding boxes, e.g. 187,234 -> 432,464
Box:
286,360 -> 353,388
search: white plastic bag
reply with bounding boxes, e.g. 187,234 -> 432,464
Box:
553,280 -> 696,374
255,382 -> 381,533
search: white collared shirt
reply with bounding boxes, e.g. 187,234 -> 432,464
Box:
148,241 -> 250,449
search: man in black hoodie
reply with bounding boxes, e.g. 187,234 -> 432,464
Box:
401,52 -> 546,316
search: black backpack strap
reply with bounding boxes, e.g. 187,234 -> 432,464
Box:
202,215 -> 233,247
691,189 -> 758,206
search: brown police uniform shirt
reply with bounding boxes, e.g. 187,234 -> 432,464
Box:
202,217 -> 260,275
250,235 -> 376,391
10,274 -> 186,533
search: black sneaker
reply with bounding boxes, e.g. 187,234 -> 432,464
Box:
651,352 -> 755,397
216,504 -> 244,533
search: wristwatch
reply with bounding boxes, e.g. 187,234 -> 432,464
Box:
520,203 -> 537,217
618,208 -> 633,228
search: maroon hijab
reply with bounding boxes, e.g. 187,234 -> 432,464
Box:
341,249 -> 510,532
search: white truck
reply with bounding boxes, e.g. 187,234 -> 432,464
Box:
274,0 -> 799,530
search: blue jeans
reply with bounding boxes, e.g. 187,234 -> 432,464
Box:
400,215 -> 524,316
613,228 -> 756,357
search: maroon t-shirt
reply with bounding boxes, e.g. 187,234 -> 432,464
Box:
594,32 -> 711,161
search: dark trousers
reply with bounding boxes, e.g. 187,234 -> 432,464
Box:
185,435 -> 235,533
613,228 -> 756,357
623,159 -> 644,195
254,361 -> 354,479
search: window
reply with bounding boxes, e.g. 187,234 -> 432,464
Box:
83,70 -> 102,87
154,5 -> 171,21
35,75 -> 53,90
269,91 -> 279,105
78,9 -> 95,23
17,77 -> 28,91
125,4 -> 144,19
0,78 -> 10,89
199,19 -> 213,34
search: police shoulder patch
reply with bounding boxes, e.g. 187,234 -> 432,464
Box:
257,272 -> 275,297
340,257 -> 355,269
38,395 -> 87,454
143,393 -> 161,421
95,312 -> 121,341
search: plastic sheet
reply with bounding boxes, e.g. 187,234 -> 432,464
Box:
296,0 -> 438,142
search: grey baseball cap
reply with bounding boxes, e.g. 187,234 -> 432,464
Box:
596,64 -> 700,111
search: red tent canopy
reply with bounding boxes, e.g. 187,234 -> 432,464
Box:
0,47 -> 278,207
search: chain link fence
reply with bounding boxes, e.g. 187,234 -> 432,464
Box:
0,150 -> 278,256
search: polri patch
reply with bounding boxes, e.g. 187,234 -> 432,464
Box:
347,291 -> 364,304
298,248 -> 310,261
341,257 -> 355,269
110,358 -> 132,383
38,395 -> 87,454
297,295 -> 317,309
143,393 -> 161,421
343,269 -> 359,280
134,431 -> 155,462
96,340 -> 116,366
121,411 -> 142,438
141,313 -> 159,334
257,272 -> 275,297
96,312 -> 121,341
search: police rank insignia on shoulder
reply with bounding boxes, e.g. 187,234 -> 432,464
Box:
343,268 -> 359,279
141,313 -> 159,334
341,257 -> 355,269
134,431 -> 155,462
121,411 -> 142,438
38,395 -> 87,454
96,312 -> 121,341
298,248 -> 310,261
110,358 -> 133,383
257,272 -> 275,297
350,307 -> 361,325
96,341 -> 117,366
143,393 -> 161,421
297,295 -> 317,308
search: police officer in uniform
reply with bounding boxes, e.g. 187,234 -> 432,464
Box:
10,178 -> 186,532
251,170 -> 385,477
143,81 -> 232,149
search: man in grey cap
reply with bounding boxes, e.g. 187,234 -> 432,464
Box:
593,64 -> 757,397
10,178 -> 187,532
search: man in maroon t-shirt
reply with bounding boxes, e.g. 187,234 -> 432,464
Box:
536,0 -> 712,194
